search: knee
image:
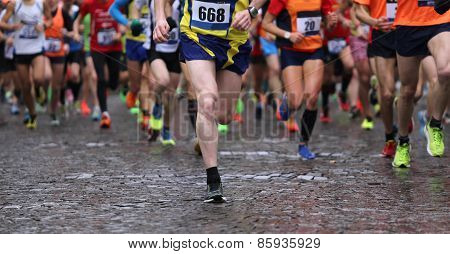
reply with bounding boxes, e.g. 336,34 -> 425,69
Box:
198,94 -> 217,121
269,65 -> 280,77
288,96 -> 302,110
437,65 -> 450,85
400,85 -> 417,99
381,89 -> 395,101
306,92 -> 319,109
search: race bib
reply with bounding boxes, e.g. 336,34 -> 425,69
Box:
386,1 -> 397,22
418,0 -> 435,7
4,44 -> 14,59
191,0 -> 231,30
297,12 -> 321,36
97,29 -> 116,46
19,25 -> 39,39
361,24 -> 370,37
327,39 -> 346,55
44,38 -> 62,52
167,29 -> 179,44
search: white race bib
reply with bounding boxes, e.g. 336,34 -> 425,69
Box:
386,1 -> 397,22
97,29 -> 116,46
191,1 -> 231,30
296,14 -> 321,36
19,25 -> 39,39
327,39 -> 346,55
44,38 -> 61,52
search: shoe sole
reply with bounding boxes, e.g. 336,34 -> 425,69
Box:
392,161 -> 410,168
424,125 -> 443,157
204,196 -> 226,203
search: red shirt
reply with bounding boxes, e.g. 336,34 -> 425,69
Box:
322,0 -> 350,42
80,0 -> 122,52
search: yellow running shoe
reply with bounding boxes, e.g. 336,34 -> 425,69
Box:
361,118 -> 374,130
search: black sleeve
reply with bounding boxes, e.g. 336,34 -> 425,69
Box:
62,9 -> 73,31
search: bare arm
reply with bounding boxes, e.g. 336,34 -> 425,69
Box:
354,2 -> 377,27
261,11 -> 303,44
42,0 -> 53,31
0,1 -> 20,31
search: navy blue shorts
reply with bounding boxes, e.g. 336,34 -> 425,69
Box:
280,48 -> 324,69
396,23 -> 450,57
126,39 -> 148,63
179,33 -> 251,75
371,29 -> 396,58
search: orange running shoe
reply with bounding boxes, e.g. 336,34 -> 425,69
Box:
100,113 -> 111,129
382,140 -> 397,158
80,100 -> 91,116
125,91 -> 137,109
285,118 -> 299,132
233,113 -> 243,123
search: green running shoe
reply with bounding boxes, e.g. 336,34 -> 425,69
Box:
424,123 -> 444,157
129,107 -> 140,115
235,98 -> 244,114
218,124 -> 228,134
150,117 -> 163,131
361,118 -> 374,130
392,143 -> 411,168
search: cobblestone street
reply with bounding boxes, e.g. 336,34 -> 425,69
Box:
0,95 -> 448,233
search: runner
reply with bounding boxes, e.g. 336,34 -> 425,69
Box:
1,0 -> 53,129
354,0 -> 399,157
392,1 -> 449,167
43,0 -> 74,126
154,0 -> 267,202
74,0 -> 125,129
262,0 -> 337,159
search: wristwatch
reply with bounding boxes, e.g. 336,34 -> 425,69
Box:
248,6 -> 258,19
284,32 -> 291,39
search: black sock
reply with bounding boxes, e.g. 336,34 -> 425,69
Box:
429,117 -> 442,129
321,91 -> 329,115
142,110 -> 150,116
385,132 -> 396,142
399,136 -> 409,146
206,167 -> 221,184
341,72 -> 352,102
301,109 -> 318,143
187,99 -> 198,131
366,116 -> 373,122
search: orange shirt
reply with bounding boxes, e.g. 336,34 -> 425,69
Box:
268,0 -> 326,52
394,0 -> 450,26
353,0 -> 387,19
45,4 -> 65,57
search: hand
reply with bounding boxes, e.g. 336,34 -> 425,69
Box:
113,31 -> 122,42
375,17 -> 393,32
289,32 -> 304,44
35,23 -> 45,33
6,36 -> 13,46
73,33 -> 81,42
326,12 -> 338,28
12,23 -> 23,30
231,10 -> 251,31
153,18 -> 170,43
64,43 -> 70,55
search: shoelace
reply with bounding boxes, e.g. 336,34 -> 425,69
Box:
432,128 -> 443,146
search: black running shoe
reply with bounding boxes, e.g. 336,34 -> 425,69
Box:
204,182 -> 225,203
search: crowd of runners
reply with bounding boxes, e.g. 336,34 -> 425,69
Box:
0,0 -> 448,202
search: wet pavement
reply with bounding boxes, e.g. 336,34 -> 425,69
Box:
0,95 -> 449,233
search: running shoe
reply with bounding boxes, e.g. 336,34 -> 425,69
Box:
125,91 -> 137,109
119,88 -> 127,103
149,104 -> 163,141
382,140 -> 397,158
80,100 -> 91,116
285,118 -> 299,132
50,114 -> 60,127
349,106 -> 359,119
392,143 -> 411,168
129,107 -> 140,115
279,96 -> 290,121
194,138 -> 202,156
91,106 -> 101,121
233,113 -> 243,123
141,115 -> 150,131
10,103 -> 19,115
35,102 -> 47,113
298,144 -> 315,160
320,110 -> 331,123
424,123 -> 445,157
235,98 -> 244,115
25,117 -> 37,130
160,128 -> 176,146
204,182 -> 225,203
218,124 -> 228,134
255,102 -> 263,120
23,112 -> 30,124
361,118 -> 374,130
100,113 -> 111,129
374,103 -> 381,117
338,92 -> 350,112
